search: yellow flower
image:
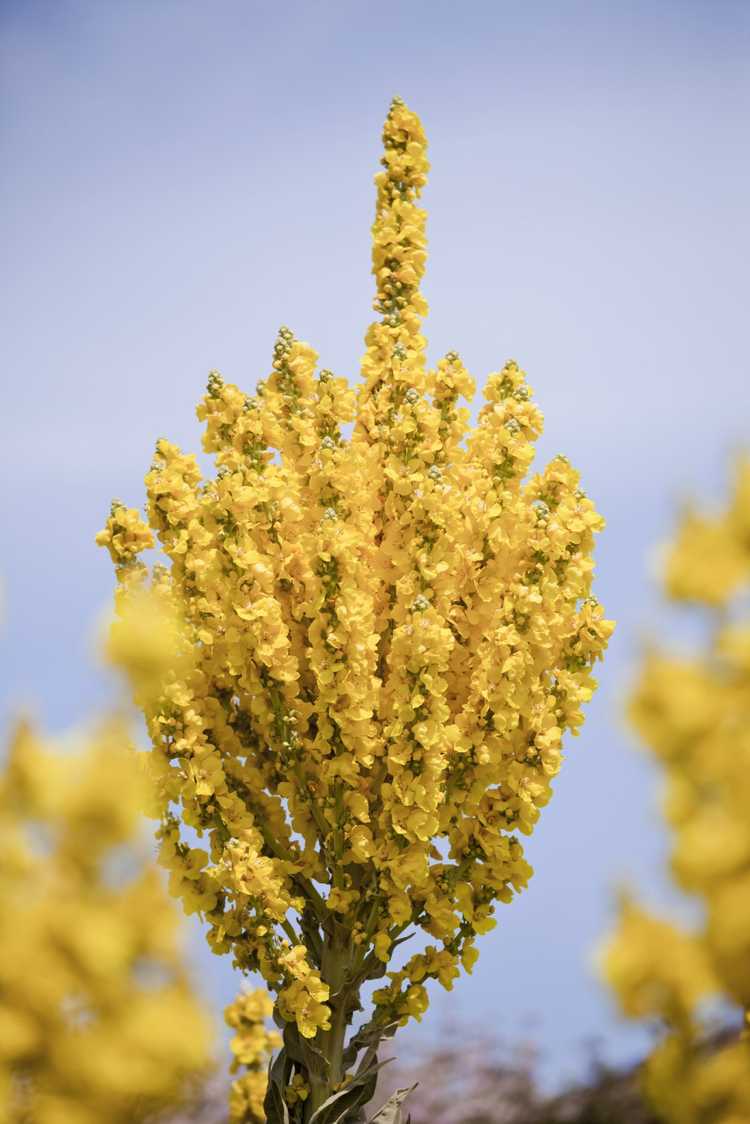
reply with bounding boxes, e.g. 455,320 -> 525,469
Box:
404,984 -> 429,1021
285,1072 -> 310,1105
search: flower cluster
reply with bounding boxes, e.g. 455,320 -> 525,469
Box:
225,989 -> 282,1123
0,719 -> 212,1123
602,458 -> 750,1122
99,97 -> 611,1119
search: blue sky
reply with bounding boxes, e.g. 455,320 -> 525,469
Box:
2,0 -> 750,1089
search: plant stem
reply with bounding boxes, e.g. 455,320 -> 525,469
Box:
306,929 -> 351,1119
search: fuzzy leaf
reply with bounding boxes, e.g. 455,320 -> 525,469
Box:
342,1019 -> 399,1068
367,1085 -> 417,1124
263,1047 -> 292,1124
308,1057 -> 394,1124
282,1022 -> 307,1067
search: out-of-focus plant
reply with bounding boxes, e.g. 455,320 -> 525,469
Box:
98,96 -> 612,1123
602,458 -> 750,1122
225,990 -> 281,1123
0,719 -> 213,1123
0,590 -> 213,1123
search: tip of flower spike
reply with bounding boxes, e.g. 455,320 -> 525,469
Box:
272,326 -> 297,371
206,371 -> 226,401
379,97 -> 428,199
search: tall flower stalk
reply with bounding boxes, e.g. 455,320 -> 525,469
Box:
98,98 -> 612,1123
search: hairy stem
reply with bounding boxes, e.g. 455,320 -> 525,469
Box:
306,929 -> 352,1118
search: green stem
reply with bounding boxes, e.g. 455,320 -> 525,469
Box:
306,929 -> 352,1119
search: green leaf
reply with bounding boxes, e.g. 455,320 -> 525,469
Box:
307,1057 -> 394,1124
272,1014 -> 329,1082
300,1033 -> 330,1078
263,1046 -> 292,1124
367,1085 -> 417,1124
282,1022 -> 307,1067
309,1081 -> 372,1124
342,1018 -> 399,1068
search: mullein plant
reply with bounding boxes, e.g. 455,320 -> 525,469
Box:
97,97 -> 613,1123
601,459 -> 750,1123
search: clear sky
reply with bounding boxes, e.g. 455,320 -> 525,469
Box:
2,0 -> 749,1090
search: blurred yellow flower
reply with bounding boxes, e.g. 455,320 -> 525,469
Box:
601,456 -> 750,1123
0,721 -> 212,1123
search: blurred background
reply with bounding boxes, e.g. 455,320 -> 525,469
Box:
2,0 -> 749,1094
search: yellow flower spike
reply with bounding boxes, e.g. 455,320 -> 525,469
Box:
99,99 -> 611,1122
224,987 -> 280,1121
